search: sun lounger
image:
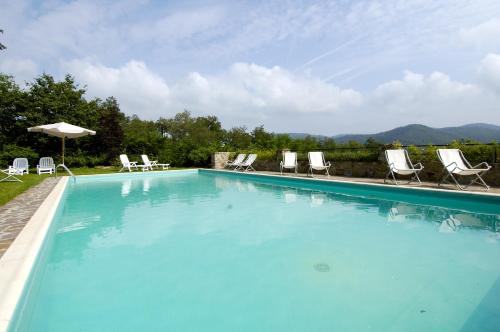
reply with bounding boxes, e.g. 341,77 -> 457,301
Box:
235,154 -> 257,171
225,154 -> 246,169
384,149 -> 423,185
437,149 -> 491,190
280,152 -> 298,175
141,155 -> 170,170
307,152 -> 332,177
119,154 -> 149,172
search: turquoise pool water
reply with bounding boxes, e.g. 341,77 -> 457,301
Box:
10,170 -> 500,331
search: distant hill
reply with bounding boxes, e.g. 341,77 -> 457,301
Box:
287,133 -> 329,140
287,123 -> 500,145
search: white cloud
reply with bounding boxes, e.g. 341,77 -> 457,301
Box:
172,63 -> 362,115
459,19 -> 500,49
61,55 -> 500,133
362,70 -> 490,129
62,59 -> 171,118
64,60 -> 362,124
478,53 -> 500,93
0,58 -> 38,82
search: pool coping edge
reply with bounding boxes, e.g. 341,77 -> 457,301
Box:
0,177 -> 68,331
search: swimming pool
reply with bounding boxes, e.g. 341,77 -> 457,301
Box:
8,170 -> 500,331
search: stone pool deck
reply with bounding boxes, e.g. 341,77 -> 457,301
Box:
0,177 -> 60,258
253,171 -> 500,194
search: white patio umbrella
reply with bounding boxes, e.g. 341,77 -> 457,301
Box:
28,122 -> 96,168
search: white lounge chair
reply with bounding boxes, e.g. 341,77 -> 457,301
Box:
307,152 -> 332,177
1,158 -> 29,183
225,154 -> 246,169
141,155 -> 170,170
119,154 -> 149,172
280,152 -> 298,175
437,149 -> 491,191
235,154 -> 257,171
37,157 -> 55,175
384,149 -> 423,185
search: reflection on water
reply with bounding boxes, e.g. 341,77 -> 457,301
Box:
381,200 -> 499,233
215,175 -> 500,234
310,193 -> 326,207
121,179 -> 131,197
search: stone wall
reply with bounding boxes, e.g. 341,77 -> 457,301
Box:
211,152 -> 230,169
212,152 -> 500,187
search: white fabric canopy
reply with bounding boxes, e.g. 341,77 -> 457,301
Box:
28,122 -> 96,166
28,122 -> 96,138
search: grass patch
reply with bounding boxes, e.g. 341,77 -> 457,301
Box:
0,166 -> 188,207
0,173 -> 47,207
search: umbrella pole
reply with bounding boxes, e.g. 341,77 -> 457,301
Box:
62,136 -> 65,165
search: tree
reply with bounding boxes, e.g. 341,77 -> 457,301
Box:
95,97 -> 125,163
0,74 -> 26,148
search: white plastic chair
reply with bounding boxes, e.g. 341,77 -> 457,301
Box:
384,149 -> 423,185
37,157 -> 56,175
235,154 -> 257,171
225,154 -> 246,169
280,152 -> 297,175
307,152 -> 332,177
141,155 -> 170,170
1,158 -> 28,182
437,149 -> 491,190
119,154 -> 149,172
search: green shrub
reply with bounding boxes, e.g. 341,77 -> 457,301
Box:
0,145 -> 39,167
236,150 -> 276,161
65,153 -> 106,167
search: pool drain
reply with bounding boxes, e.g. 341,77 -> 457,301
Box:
314,263 -> 330,272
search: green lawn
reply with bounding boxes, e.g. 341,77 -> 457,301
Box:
0,166 -> 185,207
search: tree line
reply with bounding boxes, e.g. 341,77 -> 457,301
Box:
0,73 -> 375,167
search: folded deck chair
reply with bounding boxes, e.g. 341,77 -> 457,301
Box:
119,154 -> 149,172
437,149 -> 491,190
1,158 -> 29,182
37,157 -> 55,175
141,155 -> 170,170
384,149 -> 423,185
0,168 -> 23,182
235,154 -> 257,171
307,152 -> 332,177
225,153 -> 246,169
280,152 -> 298,175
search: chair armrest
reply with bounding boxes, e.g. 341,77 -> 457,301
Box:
472,162 -> 490,169
444,161 -> 458,170
413,162 -> 424,170
130,161 -> 138,165
325,161 -> 331,166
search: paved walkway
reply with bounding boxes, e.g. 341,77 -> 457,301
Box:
0,177 -> 60,258
255,171 -> 500,194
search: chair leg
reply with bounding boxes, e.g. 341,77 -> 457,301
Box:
413,171 -> 422,185
0,174 -> 22,183
468,173 -> 490,191
448,173 -> 465,190
308,167 -> 314,178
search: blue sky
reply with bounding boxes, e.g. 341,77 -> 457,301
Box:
1,0 -> 500,135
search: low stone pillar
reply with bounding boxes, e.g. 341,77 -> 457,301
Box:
212,152 -> 230,169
